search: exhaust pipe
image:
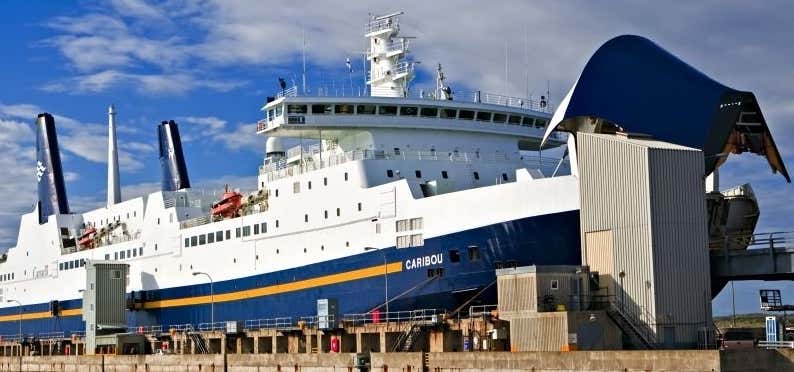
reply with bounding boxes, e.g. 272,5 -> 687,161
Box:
36,113 -> 70,223
158,120 -> 191,191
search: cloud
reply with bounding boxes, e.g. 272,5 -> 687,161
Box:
42,70 -> 245,95
177,115 -> 262,152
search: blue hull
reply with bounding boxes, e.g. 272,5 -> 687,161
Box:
0,210 -> 580,335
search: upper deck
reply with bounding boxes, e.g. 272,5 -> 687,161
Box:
257,93 -> 557,141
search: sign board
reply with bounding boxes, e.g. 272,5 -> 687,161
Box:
760,289 -> 782,311
567,333 -> 578,344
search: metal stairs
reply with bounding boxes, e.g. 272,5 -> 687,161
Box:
187,325 -> 209,354
606,303 -> 656,350
394,324 -> 424,352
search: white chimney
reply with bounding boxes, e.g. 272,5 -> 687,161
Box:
107,104 -> 121,206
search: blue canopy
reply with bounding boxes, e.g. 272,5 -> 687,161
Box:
544,35 -> 789,182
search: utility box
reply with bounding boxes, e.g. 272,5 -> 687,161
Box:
497,265 -> 590,314
83,261 -> 129,355
317,298 -> 338,329
577,132 -> 712,347
226,320 -> 244,334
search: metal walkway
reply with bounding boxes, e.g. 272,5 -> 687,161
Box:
710,231 -> 794,297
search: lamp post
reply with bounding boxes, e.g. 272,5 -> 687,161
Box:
7,299 -> 21,369
192,272 -> 214,330
364,247 -> 389,316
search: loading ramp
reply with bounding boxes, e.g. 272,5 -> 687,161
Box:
710,232 -> 794,297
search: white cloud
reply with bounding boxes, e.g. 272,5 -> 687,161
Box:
42,70 -> 245,95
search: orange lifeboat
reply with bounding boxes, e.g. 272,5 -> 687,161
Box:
212,186 -> 243,219
78,227 -> 97,248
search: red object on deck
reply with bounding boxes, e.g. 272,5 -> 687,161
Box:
372,309 -> 381,323
77,227 -> 97,248
211,187 -> 243,219
330,337 -> 340,352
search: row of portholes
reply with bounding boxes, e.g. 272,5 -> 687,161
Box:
274,172 -> 350,198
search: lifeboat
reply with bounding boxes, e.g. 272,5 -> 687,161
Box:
212,186 -> 243,219
78,227 -> 97,248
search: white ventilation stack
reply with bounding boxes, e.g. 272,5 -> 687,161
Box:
107,104 -> 121,206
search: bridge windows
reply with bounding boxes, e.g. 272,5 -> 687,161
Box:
399,106 -> 418,116
379,105 -> 398,116
522,117 -> 534,127
493,113 -> 507,123
440,108 -> 457,119
458,110 -> 475,120
357,105 -> 376,115
420,107 -> 438,117
287,104 -> 307,114
311,104 -> 332,114
509,115 -> 522,125
476,111 -> 492,122
335,104 -> 354,114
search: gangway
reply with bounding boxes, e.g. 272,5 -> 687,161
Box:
710,231 -> 794,297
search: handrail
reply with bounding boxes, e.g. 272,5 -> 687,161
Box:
244,317 -> 295,331
711,231 -> 794,252
758,340 -> 794,349
343,308 -> 441,326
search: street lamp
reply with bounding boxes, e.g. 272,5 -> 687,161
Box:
192,272 -> 214,330
364,247 -> 389,316
7,299 -> 21,363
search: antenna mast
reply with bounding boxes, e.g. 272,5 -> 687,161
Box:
302,28 -> 307,94
365,11 -> 413,97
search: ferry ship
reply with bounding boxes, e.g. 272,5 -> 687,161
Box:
0,12 -> 581,336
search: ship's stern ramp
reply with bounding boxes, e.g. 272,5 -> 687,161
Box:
542,34 -> 789,182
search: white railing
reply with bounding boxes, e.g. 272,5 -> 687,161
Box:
277,85 -> 298,98
365,17 -> 399,34
180,215 -> 211,229
758,340 -> 794,349
368,61 -> 413,82
244,317 -> 295,330
197,321 -> 227,332
343,308 -> 441,326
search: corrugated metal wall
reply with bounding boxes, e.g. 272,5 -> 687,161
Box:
578,133 -> 711,345
497,273 -> 537,312
509,312 -> 569,351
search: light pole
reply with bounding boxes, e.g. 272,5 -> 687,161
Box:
364,247 -> 389,316
7,299 -> 21,368
192,272 -> 214,330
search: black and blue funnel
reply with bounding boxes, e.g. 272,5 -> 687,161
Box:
158,120 -> 191,191
36,113 -> 70,223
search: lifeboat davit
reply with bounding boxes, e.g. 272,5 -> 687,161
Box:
78,227 -> 97,248
212,186 -> 243,219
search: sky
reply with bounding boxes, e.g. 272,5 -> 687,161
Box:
0,0 -> 792,315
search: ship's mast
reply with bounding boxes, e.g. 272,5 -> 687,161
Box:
365,11 -> 414,97
107,104 -> 121,206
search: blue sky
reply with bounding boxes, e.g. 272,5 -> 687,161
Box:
0,0 -> 792,315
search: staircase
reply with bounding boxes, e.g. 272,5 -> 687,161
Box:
187,325 -> 210,354
606,303 -> 656,349
393,324 -> 424,352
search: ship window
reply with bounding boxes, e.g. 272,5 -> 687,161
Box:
473,171 -> 480,180
114,252 -> 118,260
393,147 -> 401,155
420,107 -> 438,117
357,105 -> 376,115
387,169 -> 394,178
287,104 -> 307,114
357,202 -> 362,211
293,182 -> 300,193
275,189 -> 279,197
378,105 -> 397,116
59,263 -> 64,271
216,231 -> 223,242
450,250 -> 461,263
492,113 -> 507,123
304,214 -> 309,222
276,220 -> 279,228
139,247 -> 143,256
535,119 -> 547,128
132,249 -> 137,257
415,170 -> 422,178
261,222 -> 267,233
324,177 -> 328,186
308,181 -> 312,190
225,230 -> 231,240
551,279 -> 559,290
509,115 -> 522,124
324,210 -> 328,219
104,254 -> 110,260
335,104 -> 354,114
199,235 -> 206,245
440,108 -> 457,118
191,236 -> 197,246
336,208 -> 341,217
254,223 -> 260,234
275,105 -> 283,117
267,109 -> 274,121
441,171 -> 448,179
311,104 -> 332,114
120,251 -> 125,260
344,172 -> 349,181
208,232 -> 215,243
242,226 -> 251,236
458,110 -> 475,120
399,106 -> 418,116
522,117 -> 534,126
236,228 -> 241,238
476,111 -> 492,121
468,245 -> 480,261
185,238 -> 189,247
502,173 -> 508,181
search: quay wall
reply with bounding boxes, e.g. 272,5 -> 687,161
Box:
0,349 -> 792,371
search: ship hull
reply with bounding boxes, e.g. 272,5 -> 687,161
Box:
0,210 -> 579,336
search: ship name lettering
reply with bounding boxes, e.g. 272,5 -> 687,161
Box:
405,253 -> 443,270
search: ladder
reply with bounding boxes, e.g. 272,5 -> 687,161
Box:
187,325 -> 210,354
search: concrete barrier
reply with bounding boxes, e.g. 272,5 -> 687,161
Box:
0,349 -> 791,371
